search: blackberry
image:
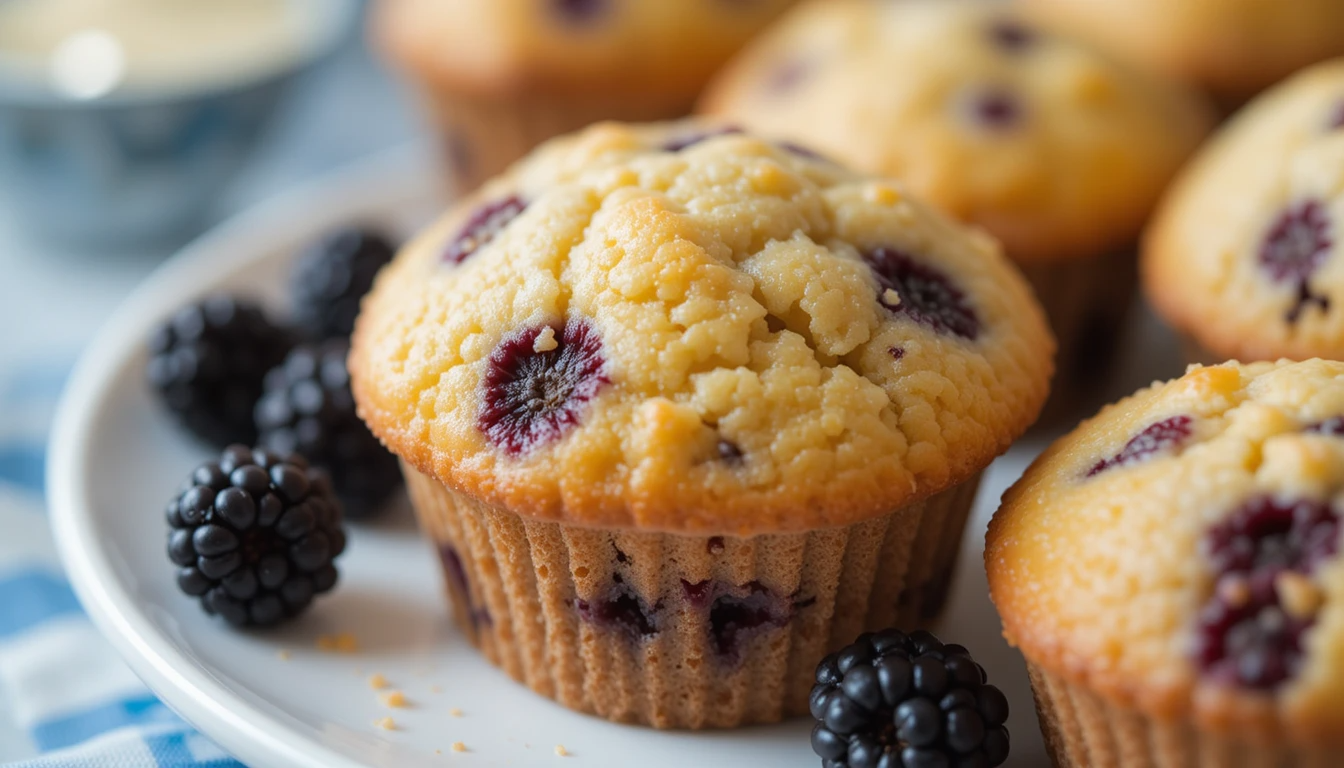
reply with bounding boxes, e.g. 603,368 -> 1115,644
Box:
478,320 -> 610,455
1259,201 -> 1332,323
254,341 -> 401,519
290,227 -> 397,341
147,296 -> 294,448
1087,415 -> 1194,477
167,445 -> 346,627
865,248 -> 980,340
810,629 -> 1010,768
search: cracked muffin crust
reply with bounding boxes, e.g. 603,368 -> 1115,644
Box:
988,360 -> 1344,759
350,121 -> 1054,536
697,0 -> 1210,423
1020,0 -> 1344,106
1145,60 -> 1344,365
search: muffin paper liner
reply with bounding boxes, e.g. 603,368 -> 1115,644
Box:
404,463 -> 981,729
417,88 -> 691,195
1027,663 -> 1334,767
1019,248 -> 1138,426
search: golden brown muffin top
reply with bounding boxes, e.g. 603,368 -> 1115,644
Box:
351,122 -> 1054,535
373,0 -> 796,102
698,0 -> 1214,266
988,360 -> 1344,745
1144,60 -> 1344,363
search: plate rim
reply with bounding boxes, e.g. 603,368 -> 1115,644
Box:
46,142 -> 439,768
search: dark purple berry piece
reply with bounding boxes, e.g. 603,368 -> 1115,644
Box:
662,126 -> 743,152
865,248 -> 980,340
809,629 -> 1009,766
443,196 -> 527,265
550,0 -> 606,24
1259,201 -> 1333,323
478,319 -> 610,455
716,439 -> 744,464
888,346 -> 906,361
1306,417 -> 1344,436
1086,415 -> 1193,477
988,19 -> 1036,52
575,586 -> 659,640
1195,496 -> 1340,689
1328,100 -> 1344,131
708,582 -> 793,663
962,88 -> 1024,130
167,445 -> 345,627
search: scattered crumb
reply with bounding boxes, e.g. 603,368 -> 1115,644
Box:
276,649 -> 291,661
431,685 -> 444,694
435,749 -> 442,755
554,744 -> 569,757
448,708 -> 462,717
373,717 -> 397,731
533,326 -> 558,353
316,633 -> 360,654
882,288 -> 902,307
369,673 -> 389,690
451,742 -> 467,753
380,691 -> 410,708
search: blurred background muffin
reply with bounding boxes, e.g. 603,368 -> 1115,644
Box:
1019,0 -> 1344,109
1144,59 -> 1344,364
372,0 -> 797,195
700,0 -> 1214,422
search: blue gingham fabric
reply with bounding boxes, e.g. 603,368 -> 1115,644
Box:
0,363 -> 244,768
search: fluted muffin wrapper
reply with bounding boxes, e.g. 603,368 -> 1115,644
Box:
403,463 -> 981,729
1019,248 -> 1138,426
1027,663 -> 1333,767
414,87 -> 692,196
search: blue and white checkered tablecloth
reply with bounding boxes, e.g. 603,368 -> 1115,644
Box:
0,363 -> 244,768
0,32 -> 416,767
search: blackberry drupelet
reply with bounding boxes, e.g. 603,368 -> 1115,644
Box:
147,296 -> 294,447
167,445 -> 346,627
290,227 -> 398,341
255,341 -> 401,519
810,629 -> 1010,768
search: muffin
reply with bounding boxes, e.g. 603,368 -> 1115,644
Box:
987,359 -> 1344,766
350,122 -> 1054,728
1144,60 -> 1344,365
1020,0 -> 1344,108
699,0 -> 1213,422
372,0 -> 796,194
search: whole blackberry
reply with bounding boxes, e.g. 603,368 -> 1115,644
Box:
810,629 -> 1010,768
147,296 -> 294,447
167,445 -> 346,627
290,227 -> 397,340
254,341 -> 401,519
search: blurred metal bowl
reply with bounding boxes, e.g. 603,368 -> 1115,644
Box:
0,0 -> 358,245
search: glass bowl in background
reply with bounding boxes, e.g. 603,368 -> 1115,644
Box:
0,0 -> 359,245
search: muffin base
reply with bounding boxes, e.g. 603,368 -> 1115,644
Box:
1020,248 -> 1138,426
418,89 -> 691,195
1027,663 -> 1334,767
404,464 -> 981,729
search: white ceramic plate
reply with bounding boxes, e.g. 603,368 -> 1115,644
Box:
48,144 -> 1186,768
